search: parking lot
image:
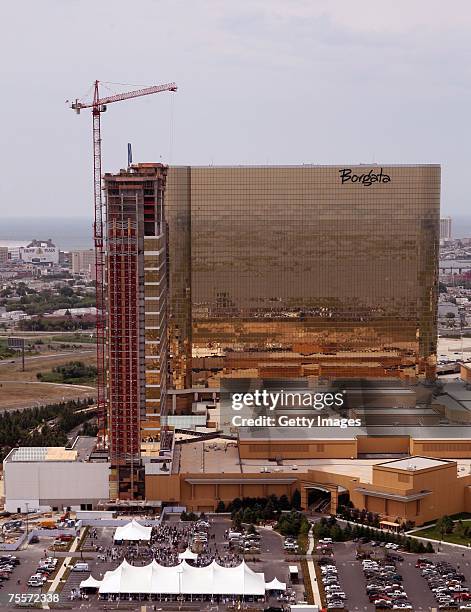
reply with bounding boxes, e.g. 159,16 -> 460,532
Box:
319,540 -> 471,611
0,536 -> 63,609
0,516 -> 469,611
54,516 -> 305,610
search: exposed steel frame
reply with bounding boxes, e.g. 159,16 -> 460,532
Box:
71,80 -> 177,452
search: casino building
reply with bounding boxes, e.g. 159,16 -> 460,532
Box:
165,164 -> 440,389
99,162 -> 470,525
5,163 -> 471,525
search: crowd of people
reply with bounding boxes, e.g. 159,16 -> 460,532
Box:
91,519 -> 245,568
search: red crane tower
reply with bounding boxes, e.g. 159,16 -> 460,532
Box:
71,80 -> 177,448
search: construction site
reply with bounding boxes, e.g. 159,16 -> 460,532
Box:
3,79 -> 471,529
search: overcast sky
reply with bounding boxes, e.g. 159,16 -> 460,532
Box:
1,0 -> 470,218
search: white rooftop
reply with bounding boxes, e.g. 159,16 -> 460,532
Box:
7,447 -> 78,462
114,519 -> 152,542
96,558 -> 267,596
379,456 -> 450,472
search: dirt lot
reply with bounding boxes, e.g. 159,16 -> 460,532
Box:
0,381 -> 95,411
0,349 -> 96,410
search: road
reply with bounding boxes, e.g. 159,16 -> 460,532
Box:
0,350 -> 94,367
0,381 -> 95,391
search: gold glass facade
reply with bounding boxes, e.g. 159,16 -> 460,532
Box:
166,165 -> 439,387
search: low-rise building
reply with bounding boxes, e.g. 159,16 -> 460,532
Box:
3,438 -> 110,513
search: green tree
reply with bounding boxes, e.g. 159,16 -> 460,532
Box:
436,515 -> 454,538
291,489 -> 301,510
232,511 -> 243,532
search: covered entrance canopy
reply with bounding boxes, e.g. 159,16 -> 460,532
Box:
380,520 -> 401,532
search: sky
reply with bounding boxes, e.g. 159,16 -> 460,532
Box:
1,0 -> 470,218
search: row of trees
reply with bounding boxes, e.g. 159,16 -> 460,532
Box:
337,504 -> 414,532
222,492 -> 302,527
314,517 -> 434,553
36,361 -> 97,385
338,505 -> 381,528
217,491 -> 301,515
1,284 -> 95,316
0,397 -> 95,460
230,508 -> 308,539
18,317 -> 95,331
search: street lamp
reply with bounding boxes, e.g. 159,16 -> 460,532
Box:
25,502 -> 29,537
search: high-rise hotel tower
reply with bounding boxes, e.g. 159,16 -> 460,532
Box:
166,165 -> 440,387
104,163 -> 168,499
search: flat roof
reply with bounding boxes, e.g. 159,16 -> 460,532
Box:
7,447 -> 77,462
171,164 -> 440,169
5,437 -> 98,463
355,487 -> 432,502
239,425 -> 471,441
185,477 -> 297,485
238,426 -> 358,441
444,381 -> 471,402
377,457 -> 451,472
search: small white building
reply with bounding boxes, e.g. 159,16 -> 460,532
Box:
3,438 -> 110,513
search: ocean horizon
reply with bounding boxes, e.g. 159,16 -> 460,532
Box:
2,214 -> 471,251
0,217 -> 94,251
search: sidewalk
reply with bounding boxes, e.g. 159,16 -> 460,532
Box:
306,526 -> 322,609
43,527 -> 85,609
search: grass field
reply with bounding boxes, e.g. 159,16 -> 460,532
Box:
0,350 -> 96,381
413,521 -> 471,546
51,333 -> 96,343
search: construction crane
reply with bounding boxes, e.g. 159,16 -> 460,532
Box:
71,80 -> 177,447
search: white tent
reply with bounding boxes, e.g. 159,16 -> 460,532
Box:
80,575 -> 103,589
98,559 -> 266,596
178,548 -> 198,561
265,577 -> 286,591
114,519 -> 152,542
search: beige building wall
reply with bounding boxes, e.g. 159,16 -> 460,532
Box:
239,439 -> 357,460
71,250 -> 95,278
411,439 -> 471,458
146,457 -> 471,526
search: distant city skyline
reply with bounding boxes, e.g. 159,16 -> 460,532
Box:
1,0 -> 471,217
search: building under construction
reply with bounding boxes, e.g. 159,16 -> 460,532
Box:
104,163 -> 169,499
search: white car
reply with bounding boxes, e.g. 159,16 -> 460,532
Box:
72,563 -> 89,572
28,574 -> 47,586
